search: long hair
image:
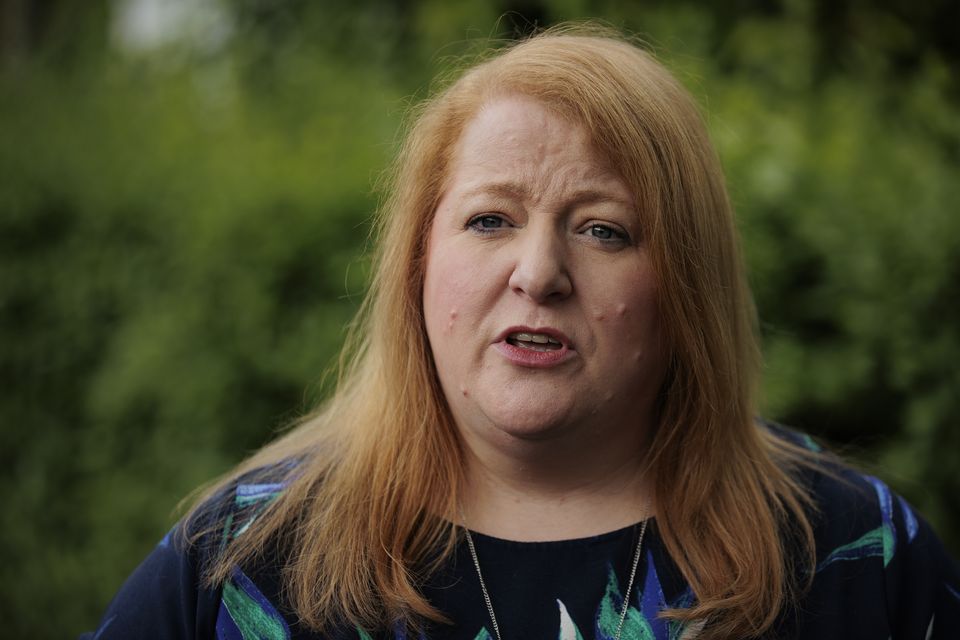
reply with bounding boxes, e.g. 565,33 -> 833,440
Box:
186,24 -> 817,638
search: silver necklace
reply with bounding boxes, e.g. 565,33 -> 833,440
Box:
460,510 -> 650,640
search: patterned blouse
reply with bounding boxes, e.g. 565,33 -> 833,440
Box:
81,435 -> 960,639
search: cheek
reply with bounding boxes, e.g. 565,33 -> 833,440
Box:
423,245 -> 487,338
594,276 -> 662,358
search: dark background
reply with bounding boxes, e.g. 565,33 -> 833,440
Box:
1,0 -> 958,636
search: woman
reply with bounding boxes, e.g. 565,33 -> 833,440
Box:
83,25 -> 959,639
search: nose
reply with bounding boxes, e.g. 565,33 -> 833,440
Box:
507,226 -> 573,303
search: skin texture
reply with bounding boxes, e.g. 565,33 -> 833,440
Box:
422,95 -> 666,539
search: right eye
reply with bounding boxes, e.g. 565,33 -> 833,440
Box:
466,214 -> 507,232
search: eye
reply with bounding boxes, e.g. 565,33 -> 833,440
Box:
467,214 -> 508,232
584,224 -> 629,243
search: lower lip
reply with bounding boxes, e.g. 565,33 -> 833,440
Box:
494,341 -> 574,368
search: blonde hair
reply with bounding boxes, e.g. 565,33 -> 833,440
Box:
187,24 -> 816,638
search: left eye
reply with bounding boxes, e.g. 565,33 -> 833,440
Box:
585,224 -> 625,241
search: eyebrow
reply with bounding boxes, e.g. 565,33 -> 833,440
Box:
460,182 -> 634,208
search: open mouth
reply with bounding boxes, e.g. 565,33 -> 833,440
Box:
506,331 -> 563,352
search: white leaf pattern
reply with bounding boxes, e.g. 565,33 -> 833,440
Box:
557,599 -> 583,640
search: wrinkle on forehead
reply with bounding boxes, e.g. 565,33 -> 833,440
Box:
446,95 -> 634,210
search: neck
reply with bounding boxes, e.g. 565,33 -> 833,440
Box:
458,418 -> 655,541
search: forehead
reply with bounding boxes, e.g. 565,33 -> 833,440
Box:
462,94 -> 580,143
443,95 -> 632,205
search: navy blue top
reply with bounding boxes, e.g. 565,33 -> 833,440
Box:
81,437 -> 960,639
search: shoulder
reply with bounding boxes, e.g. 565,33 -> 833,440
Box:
763,421 -> 906,536
763,421 -> 960,637
81,462 -> 301,640
79,517 -> 222,639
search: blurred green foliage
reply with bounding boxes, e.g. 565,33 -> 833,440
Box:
1,1 -> 958,636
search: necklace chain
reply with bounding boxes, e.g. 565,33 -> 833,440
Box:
460,509 -> 649,640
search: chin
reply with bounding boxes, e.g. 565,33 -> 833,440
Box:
484,409 -> 578,442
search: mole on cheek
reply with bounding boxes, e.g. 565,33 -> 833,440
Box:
616,303 -> 628,317
459,383 -> 469,398
593,309 -> 606,321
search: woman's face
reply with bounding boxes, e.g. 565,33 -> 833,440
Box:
422,95 -> 665,446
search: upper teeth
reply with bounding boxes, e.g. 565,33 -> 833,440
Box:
513,332 -> 561,345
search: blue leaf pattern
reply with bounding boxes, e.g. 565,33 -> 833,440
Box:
638,550 -> 669,640
897,494 -> 919,543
